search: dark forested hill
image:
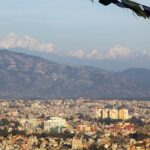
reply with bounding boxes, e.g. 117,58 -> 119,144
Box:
0,50 -> 150,99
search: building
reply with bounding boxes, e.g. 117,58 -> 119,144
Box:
19,118 -> 40,131
109,109 -> 118,119
102,109 -> 109,119
76,123 -> 97,132
94,109 -> 102,118
94,108 -> 129,120
44,117 -> 68,131
119,109 -> 128,120
72,137 -> 84,150
9,109 -> 18,117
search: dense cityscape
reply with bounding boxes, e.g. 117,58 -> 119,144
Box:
0,0 -> 150,150
0,99 -> 149,150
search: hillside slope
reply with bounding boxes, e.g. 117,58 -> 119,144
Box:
0,50 -> 150,99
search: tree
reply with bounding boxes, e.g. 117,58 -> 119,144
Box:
1,118 -> 10,126
91,0 -> 150,19
0,127 -> 9,137
89,143 -> 107,150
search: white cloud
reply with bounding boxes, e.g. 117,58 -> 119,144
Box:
0,33 -> 54,53
104,45 -> 133,59
67,49 -> 103,59
142,50 -> 150,58
67,45 -> 133,60
67,49 -> 86,58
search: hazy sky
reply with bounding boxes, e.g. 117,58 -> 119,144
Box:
0,0 -> 150,55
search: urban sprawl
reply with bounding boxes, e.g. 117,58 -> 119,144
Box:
0,99 -> 150,150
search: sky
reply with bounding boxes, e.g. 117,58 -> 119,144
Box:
0,0 -> 150,70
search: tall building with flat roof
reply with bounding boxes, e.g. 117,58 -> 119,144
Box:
102,109 -> 109,119
119,109 -> 128,120
109,109 -> 118,119
94,109 -> 102,118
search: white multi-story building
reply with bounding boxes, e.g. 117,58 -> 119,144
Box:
44,117 -> 68,131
